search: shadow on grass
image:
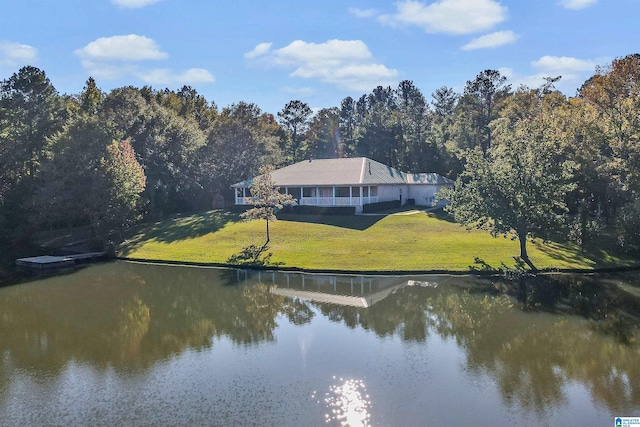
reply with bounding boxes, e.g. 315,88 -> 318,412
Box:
120,210 -> 237,256
276,213 -> 383,231
532,240 -> 594,268
469,256 -> 531,273
226,243 -> 284,268
469,257 -> 497,272
425,208 -> 457,223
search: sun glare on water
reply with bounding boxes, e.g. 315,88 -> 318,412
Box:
313,376 -> 371,426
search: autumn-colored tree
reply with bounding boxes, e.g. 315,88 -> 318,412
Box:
93,139 -> 146,238
580,54 -> 640,195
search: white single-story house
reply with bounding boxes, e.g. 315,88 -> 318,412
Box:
231,157 -> 454,213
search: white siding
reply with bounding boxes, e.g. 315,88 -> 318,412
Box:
377,185 -> 409,203
408,184 -> 452,206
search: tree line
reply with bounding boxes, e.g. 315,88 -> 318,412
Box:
1,54 -> 639,256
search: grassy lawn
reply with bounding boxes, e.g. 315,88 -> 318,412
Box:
118,209 -> 636,272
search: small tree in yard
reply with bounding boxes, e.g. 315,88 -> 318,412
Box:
242,164 -> 296,243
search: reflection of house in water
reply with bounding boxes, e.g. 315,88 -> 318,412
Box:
235,270 -> 440,308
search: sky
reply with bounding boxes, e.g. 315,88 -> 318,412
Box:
1,0 -> 638,115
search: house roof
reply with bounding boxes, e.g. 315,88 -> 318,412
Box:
231,157 -> 453,188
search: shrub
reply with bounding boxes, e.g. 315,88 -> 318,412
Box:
362,200 -> 401,213
279,205 -> 356,215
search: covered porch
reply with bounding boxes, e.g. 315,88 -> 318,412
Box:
235,185 -> 379,210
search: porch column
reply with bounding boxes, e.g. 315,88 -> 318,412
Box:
349,186 -> 352,206
332,186 -> 336,206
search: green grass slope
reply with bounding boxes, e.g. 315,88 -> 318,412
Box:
118,209 -> 634,272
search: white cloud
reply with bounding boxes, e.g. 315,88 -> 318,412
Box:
137,68 -> 215,85
74,35 -> 214,87
378,0 -> 507,35
531,55 -> 597,73
0,40 -> 38,68
79,60 -> 132,80
273,39 -> 372,67
244,42 -> 272,59
281,86 -> 315,97
252,39 -> 398,91
559,0 -> 597,10
348,7 -> 379,18
461,30 -> 518,50
498,67 -> 549,90
111,0 -> 164,9
75,35 -> 168,61
499,55 -> 599,94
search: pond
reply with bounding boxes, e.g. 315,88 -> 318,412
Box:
1,261 -> 639,426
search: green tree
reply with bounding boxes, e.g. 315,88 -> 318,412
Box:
78,77 -> 103,116
277,100 -> 312,162
442,90 -> 575,267
241,164 -> 296,243
339,96 -> 358,157
155,85 -> 218,131
101,86 -> 205,217
616,200 -> 640,254
431,86 -> 462,177
30,116 -> 114,228
0,66 -> 68,240
396,80 -> 431,172
0,66 -> 67,181
356,86 -> 401,167
305,107 -> 341,159
199,102 -> 283,202
551,96 -> 611,248
454,69 -> 510,153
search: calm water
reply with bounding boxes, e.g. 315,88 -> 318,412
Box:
1,261 -> 639,426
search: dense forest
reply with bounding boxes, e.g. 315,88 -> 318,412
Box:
1,54 -> 639,257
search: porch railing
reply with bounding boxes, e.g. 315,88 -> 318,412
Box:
235,196 -> 379,206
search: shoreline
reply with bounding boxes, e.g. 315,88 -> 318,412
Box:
117,256 -> 640,277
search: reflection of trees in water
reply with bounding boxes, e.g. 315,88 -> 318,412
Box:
1,264 -> 639,414
0,267 -> 149,373
313,277 -> 640,414
0,263 -> 314,374
490,319 -> 640,413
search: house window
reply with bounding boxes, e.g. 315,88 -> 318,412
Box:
319,187 -> 332,198
236,188 -> 243,198
335,187 -> 350,197
362,187 -> 368,197
287,187 -> 301,199
303,187 -> 316,197
352,187 -> 360,197
370,186 -> 378,197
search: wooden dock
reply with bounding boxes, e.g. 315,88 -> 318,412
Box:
16,252 -> 106,270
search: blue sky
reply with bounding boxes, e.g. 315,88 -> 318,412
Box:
1,0 -> 638,115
